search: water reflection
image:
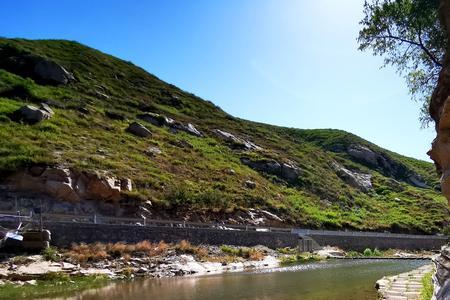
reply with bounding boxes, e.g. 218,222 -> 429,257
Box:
43,259 -> 428,300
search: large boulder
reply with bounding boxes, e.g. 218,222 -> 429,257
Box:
126,122 -> 152,137
281,163 -> 302,182
33,58 -> 74,85
0,47 -> 74,85
11,104 -> 53,124
214,129 -> 261,151
170,122 -> 203,137
138,112 -> 173,127
137,113 -> 202,137
241,157 -> 301,183
331,162 -> 372,192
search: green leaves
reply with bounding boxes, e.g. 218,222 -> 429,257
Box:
358,0 -> 446,126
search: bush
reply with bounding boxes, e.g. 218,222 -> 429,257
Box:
220,245 -> 264,260
363,248 -> 373,257
372,248 -> 382,257
346,251 -> 361,258
42,246 -> 60,262
175,240 -> 208,259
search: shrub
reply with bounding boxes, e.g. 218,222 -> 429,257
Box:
220,245 -> 264,260
42,246 -> 60,262
175,240 -> 208,259
346,251 -> 361,258
372,248 -> 382,257
363,248 -> 373,257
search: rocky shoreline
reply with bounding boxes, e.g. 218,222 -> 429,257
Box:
0,243 -> 286,287
0,242 -> 434,299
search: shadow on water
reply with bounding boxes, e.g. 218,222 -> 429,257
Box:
44,259 -> 429,300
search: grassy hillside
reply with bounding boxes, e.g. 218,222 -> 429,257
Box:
0,37 -> 448,234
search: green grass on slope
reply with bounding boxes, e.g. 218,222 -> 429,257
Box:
0,38 -> 448,234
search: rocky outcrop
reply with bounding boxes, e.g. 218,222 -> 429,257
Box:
347,144 -> 428,188
11,104 -> 54,124
331,162 -> 372,192
425,3 -> 450,299
0,46 -> 74,85
9,167 -> 132,202
138,113 -> 202,137
433,245 -> 450,300
214,129 -> 261,151
127,122 -> 152,137
240,158 -> 301,183
33,58 -> 74,85
170,122 -> 203,137
428,0 -> 450,202
138,112 -> 174,127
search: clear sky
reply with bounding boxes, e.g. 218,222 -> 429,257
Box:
0,0 -> 436,161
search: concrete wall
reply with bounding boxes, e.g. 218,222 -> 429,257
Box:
44,222 -> 300,249
1,220 -> 446,251
308,234 -> 448,251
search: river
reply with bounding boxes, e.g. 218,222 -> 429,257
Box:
47,259 -> 429,300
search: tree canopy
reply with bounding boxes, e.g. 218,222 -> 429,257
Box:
358,0 -> 447,126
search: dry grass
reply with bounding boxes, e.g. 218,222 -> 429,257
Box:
64,240 -> 264,264
174,240 -> 209,259
65,240 -> 170,263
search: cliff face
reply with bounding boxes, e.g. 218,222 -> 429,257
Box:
427,1 -> 450,299
429,0 -> 450,204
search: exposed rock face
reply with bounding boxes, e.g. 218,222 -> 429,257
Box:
9,167 -> 132,202
138,113 -> 202,137
427,2 -> 450,299
171,122 -> 203,137
331,162 -> 372,192
240,158 -> 301,183
433,245 -> 450,300
11,104 -> 54,124
214,129 -> 261,151
347,144 -> 428,188
33,58 -> 74,85
127,122 -> 152,137
0,47 -> 74,85
138,112 -> 173,127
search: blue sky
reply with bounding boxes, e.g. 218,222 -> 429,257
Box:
0,0 -> 435,161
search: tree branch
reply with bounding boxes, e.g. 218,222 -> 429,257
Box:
417,26 -> 443,67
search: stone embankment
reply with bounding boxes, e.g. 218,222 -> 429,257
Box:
376,264 -> 433,300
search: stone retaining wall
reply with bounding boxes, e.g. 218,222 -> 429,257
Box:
309,234 -> 447,251
44,222 -> 300,249
1,220 -> 447,251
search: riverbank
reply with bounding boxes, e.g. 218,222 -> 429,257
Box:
0,242 -> 434,299
0,241 -> 309,299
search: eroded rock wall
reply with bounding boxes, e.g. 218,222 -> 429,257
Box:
428,1 -> 450,300
429,0 -> 450,203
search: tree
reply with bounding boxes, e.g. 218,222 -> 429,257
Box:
358,0 -> 447,126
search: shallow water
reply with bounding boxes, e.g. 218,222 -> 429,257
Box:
47,259 -> 429,300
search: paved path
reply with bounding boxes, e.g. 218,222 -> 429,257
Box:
376,264 -> 433,300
